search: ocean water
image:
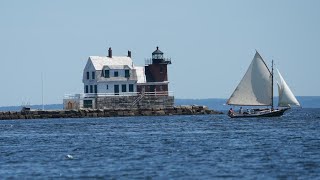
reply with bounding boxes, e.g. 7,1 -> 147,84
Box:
1,108 -> 320,179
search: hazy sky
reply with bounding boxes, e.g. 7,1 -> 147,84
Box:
1,0 -> 319,106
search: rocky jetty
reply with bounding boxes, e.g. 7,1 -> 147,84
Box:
0,105 -> 222,120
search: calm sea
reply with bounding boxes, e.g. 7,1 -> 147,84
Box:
1,108 -> 320,179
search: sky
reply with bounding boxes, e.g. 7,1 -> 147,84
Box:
0,0 -> 320,106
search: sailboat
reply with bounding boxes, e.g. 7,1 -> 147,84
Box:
227,51 -> 300,118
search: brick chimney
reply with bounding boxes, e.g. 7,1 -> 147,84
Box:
108,47 -> 112,58
127,50 -> 131,58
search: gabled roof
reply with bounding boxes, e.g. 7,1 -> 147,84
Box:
89,56 -> 133,70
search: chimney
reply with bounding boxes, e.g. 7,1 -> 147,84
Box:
127,50 -> 131,58
108,47 -> 112,58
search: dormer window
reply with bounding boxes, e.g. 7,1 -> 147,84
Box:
125,70 -> 130,78
104,70 -> 110,78
114,71 -> 119,77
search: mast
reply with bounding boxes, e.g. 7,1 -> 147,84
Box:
271,60 -> 274,109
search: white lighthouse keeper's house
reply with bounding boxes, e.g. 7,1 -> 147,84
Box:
83,48 -> 141,95
64,48 -> 146,109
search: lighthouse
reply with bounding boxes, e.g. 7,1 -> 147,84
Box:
137,46 -> 172,94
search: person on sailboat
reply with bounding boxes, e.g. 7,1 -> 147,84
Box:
228,108 -> 234,116
239,107 -> 243,114
244,108 -> 250,114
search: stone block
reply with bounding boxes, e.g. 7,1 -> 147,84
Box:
155,110 -> 166,116
117,111 -> 124,116
142,111 -> 152,116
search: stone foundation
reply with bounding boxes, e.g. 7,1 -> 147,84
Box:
96,95 -> 174,109
0,105 -> 223,120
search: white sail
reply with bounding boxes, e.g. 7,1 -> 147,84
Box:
227,52 -> 273,106
276,69 -> 300,107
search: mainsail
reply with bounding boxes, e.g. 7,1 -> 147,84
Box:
227,52 -> 273,106
276,69 -> 300,107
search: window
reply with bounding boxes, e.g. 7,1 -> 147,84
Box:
90,85 -> 93,93
125,70 -> 130,78
114,85 -> 119,95
129,84 -> 134,92
83,100 -> 93,108
86,72 -> 90,80
94,85 -> 98,93
122,84 -> 127,92
106,85 -> 109,90
85,85 -> 89,93
114,71 -> 118,77
92,72 -> 95,79
153,54 -> 163,59
104,70 -> 109,78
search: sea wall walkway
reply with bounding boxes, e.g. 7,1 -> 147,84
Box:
0,105 -> 223,120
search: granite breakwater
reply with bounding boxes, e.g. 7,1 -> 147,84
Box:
0,105 -> 222,120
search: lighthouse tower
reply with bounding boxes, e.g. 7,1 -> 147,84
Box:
138,46 -> 172,94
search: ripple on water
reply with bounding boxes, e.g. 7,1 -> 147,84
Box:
0,109 -> 320,179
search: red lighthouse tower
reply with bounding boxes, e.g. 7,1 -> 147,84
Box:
138,46 -> 171,94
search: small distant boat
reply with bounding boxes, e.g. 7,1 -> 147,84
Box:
226,51 -> 300,118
